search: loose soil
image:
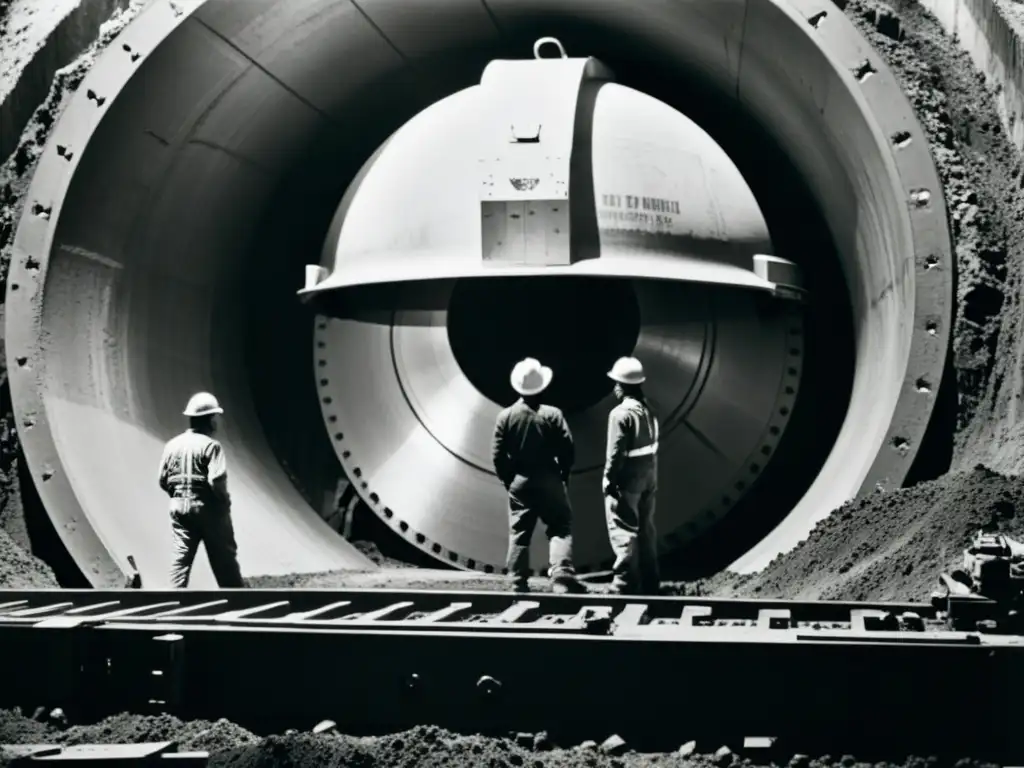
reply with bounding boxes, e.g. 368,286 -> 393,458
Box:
0,713 -> 1003,768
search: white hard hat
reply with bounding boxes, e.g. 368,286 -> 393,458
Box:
607,357 -> 646,385
510,358 -> 553,396
183,392 -> 224,418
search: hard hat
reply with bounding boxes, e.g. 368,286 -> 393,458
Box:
183,392 -> 224,418
510,358 -> 553,396
607,357 -> 646,385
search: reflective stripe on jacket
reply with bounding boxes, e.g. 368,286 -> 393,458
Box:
604,396 -> 658,490
158,429 -> 229,512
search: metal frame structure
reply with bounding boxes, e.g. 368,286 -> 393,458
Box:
1,590 -> 1022,760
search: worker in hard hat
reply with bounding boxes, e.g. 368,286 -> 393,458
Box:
604,356 -> 660,595
157,392 -> 245,588
492,358 -> 585,594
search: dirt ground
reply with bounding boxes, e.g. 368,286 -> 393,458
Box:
0,712 -> 1003,768
0,0 -> 1023,764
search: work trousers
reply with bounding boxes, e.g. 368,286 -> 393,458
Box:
506,472 -> 575,586
605,461 -> 659,594
169,505 -> 245,588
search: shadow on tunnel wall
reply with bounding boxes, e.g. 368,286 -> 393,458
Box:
236,27 -> 954,577
241,34 -> 860,576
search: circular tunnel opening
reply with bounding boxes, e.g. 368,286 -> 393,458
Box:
9,0 -> 951,586
248,44 -> 853,576
446,276 -> 641,413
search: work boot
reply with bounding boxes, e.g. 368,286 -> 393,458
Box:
550,571 -> 587,594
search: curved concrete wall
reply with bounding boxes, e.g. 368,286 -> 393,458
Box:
5,0 -> 952,585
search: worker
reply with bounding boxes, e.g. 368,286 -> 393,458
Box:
603,356 -> 660,595
492,358 -> 585,594
158,392 -> 245,588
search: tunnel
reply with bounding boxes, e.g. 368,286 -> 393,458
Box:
5,0 -> 953,588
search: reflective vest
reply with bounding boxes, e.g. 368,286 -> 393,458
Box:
617,397 -> 659,459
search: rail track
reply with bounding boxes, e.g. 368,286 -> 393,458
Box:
0,588 -> 1022,762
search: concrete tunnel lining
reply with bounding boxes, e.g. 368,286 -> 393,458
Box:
5,0 -> 952,586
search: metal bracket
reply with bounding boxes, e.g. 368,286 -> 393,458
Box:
478,38 -> 614,267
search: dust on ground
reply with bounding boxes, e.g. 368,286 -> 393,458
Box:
0,713 -> 1001,768
689,467 -> 1024,602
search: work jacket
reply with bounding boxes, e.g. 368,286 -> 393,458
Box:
604,396 -> 659,494
158,429 -> 231,513
492,399 -> 575,489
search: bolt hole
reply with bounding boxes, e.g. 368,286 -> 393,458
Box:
317,341 -> 326,349
915,378 -> 932,393
924,255 -> 939,270
399,520 -> 409,533
925,321 -> 939,335
41,470 -> 54,482
369,492 -> 379,504
431,543 -> 442,554
334,433 -> 344,441
910,188 -> 931,207
808,10 -> 827,27
784,386 -> 795,395
85,89 -> 106,107
352,468 -> 362,478
383,507 -> 394,518
779,407 -> 790,416
735,481 -> 746,491
761,445 -> 772,456
15,356 -> 28,368
789,348 -> 801,357
769,426 -> 781,436
448,551 -> 459,562
750,464 -> 760,473
318,360 -> 327,367
328,415 -> 337,424
467,559 -> 476,569
484,564 -> 495,574
30,204 -> 51,220
10,284 -> 17,291
854,60 -> 876,82
891,436 -> 910,453
722,496 -> 732,506
322,397 -> 332,405
416,533 -> 426,544
342,450 -> 351,459
892,130 -> 912,147
319,379 -> 328,386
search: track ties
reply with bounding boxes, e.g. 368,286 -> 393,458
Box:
66,601 -> 122,615
283,601 -> 353,622
329,601 -> 417,623
412,602 -> 474,623
150,600 -> 231,619
2,603 -> 75,619
212,601 -> 291,623
491,600 -> 541,624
